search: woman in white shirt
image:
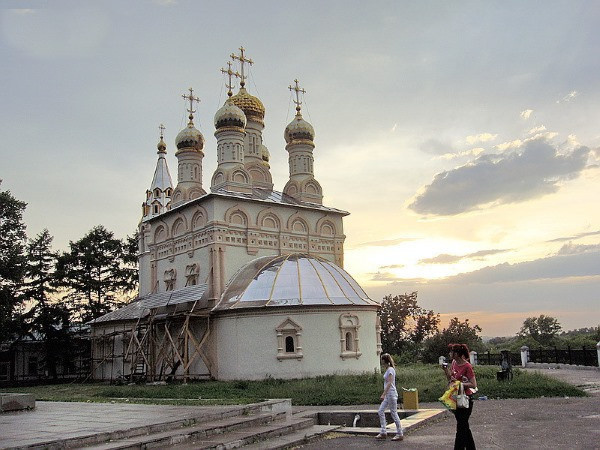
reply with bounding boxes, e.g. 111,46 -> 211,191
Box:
376,353 -> 404,441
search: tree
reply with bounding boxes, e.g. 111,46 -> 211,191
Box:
378,292 -> 440,359
0,183 -> 27,342
518,315 -> 562,346
421,317 -> 484,363
56,225 -> 135,322
22,229 -> 71,378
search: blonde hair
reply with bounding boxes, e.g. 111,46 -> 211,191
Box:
381,353 -> 395,368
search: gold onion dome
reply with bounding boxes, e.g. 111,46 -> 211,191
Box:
284,113 -> 315,144
230,87 -> 265,123
157,136 -> 167,153
175,117 -> 204,151
214,99 -> 247,129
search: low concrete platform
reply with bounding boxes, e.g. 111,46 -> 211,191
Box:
0,400 -> 286,449
0,393 -> 35,413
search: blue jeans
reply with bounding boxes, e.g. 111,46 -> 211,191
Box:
377,393 -> 403,435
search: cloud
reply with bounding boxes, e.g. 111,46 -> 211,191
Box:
548,230 -> 600,243
418,249 -> 510,265
391,123 -> 398,132
556,242 -> 600,255
379,264 -> 405,269
465,133 -> 497,145
557,90 -> 579,104
379,250 -> 600,286
352,237 -> 416,248
520,109 -> 533,119
371,271 -> 404,282
437,148 -> 485,161
408,139 -> 591,216
528,125 -> 546,135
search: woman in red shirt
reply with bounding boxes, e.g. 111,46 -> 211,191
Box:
442,343 -> 477,449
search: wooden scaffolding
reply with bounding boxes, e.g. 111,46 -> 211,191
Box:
90,300 -> 213,382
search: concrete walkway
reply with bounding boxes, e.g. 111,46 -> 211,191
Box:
0,402 -> 240,449
1,367 -> 599,449
298,367 -> 600,449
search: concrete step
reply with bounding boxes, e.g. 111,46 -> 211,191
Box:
83,411 -> 289,450
168,416 -> 317,449
241,424 -> 341,450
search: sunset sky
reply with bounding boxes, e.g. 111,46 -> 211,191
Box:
2,1 -> 599,336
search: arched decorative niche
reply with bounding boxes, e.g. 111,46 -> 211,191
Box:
212,171 -> 225,186
172,217 -> 186,237
339,313 -> 362,360
276,318 -> 303,360
154,225 -> 167,243
291,219 -> 308,234
192,208 -> 208,230
257,209 -> 281,230
224,205 -> 251,227
232,170 -> 249,184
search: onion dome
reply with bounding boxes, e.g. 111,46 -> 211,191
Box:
284,113 -> 315,144
214,254 -> 378,311
260,144 -> 270,163
260,144 -> 270,167
214,99 -> 247,129
230,87 -> 265,123
157,136 -> 167,154
176,115 -> 204,151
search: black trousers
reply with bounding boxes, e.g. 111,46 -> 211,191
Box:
452,397 -> 475,449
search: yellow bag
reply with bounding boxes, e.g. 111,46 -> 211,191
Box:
439,380 -> 460,410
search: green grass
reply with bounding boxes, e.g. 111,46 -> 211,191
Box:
1,365 -> 586,406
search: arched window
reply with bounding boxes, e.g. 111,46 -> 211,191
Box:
339,314 -> 362,360
285,336 -> 295,353
345,332 -> 353,351
153,204 -> 159,214
276,318 -> 303,360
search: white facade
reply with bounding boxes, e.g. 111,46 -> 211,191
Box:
91,49 -> 381,381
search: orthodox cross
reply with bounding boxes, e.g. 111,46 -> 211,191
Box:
182,87 -> 200,122
288,79 -> 306,114
158,123 -> 165,139
221,61 -> 240,97
230,46 -> 253,88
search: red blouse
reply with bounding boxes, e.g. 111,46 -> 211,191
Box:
451,360 -> 476,395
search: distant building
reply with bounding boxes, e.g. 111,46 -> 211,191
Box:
90,49 -> 381,381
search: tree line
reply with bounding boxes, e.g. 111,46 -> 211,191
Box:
0,183 -> 137,362
378,293 -> 600,364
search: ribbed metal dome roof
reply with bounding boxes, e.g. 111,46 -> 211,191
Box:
214,254 -> 378,311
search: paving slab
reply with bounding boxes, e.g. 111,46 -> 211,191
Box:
0,401 -> 238,449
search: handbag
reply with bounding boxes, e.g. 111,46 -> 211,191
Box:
456,382 -> 470,409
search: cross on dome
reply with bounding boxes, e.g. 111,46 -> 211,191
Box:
158,123 -> 165,139
182,87 -> 200,124
289,79 -> 306,114
221,61 -> 240,97
230,46 -> 253,88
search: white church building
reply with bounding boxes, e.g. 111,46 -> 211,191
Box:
90,48 -> 382,381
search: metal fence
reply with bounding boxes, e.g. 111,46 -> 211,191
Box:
477,346 -> 598,368
477,351 -> 521,367
528,346 -> 598,367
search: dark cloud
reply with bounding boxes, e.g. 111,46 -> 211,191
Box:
419,249 -> 509,264
557,242 -> 600,255
374,251 -> 600,286
408,139 -> 590,215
